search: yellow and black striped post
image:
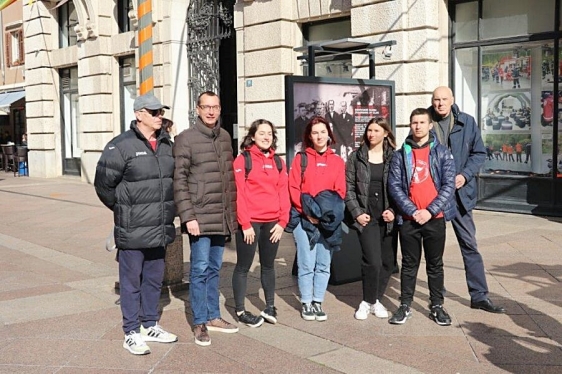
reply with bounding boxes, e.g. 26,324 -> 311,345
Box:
138,0 -> 153,95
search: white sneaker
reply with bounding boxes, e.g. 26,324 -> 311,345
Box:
354,301 -> 371,320
141,324 -> 178,343
372,300 -> 389,318
123,331 -> 151,355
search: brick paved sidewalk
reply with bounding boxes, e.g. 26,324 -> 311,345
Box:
0,174 -> 561,373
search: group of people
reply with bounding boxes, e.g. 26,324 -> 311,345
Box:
94,86 -> 505,357
486,141 -> 531,163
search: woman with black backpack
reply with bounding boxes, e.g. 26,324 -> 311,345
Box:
232,119 -> 290,327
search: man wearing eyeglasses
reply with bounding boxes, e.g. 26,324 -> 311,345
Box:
94,93 -> 178,355
173,91 -> 238,347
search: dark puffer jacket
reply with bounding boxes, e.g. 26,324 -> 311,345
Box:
388,134 -> 457,222
345,143 -> 395,233
429,103 -> 486,212
94,121 -> 176,249
173,117 -> 237,235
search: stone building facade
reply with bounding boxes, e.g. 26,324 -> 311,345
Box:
233,0 -> 450,150
23,0 -> 189,181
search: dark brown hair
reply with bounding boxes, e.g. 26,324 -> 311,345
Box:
409,107 -> 431,123
302,116 -> 336,149
362,117 -> 396,150
240,119 -> 278,151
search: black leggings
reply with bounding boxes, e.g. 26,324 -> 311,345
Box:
232,221 -> 279,312
358,220 -> 395,303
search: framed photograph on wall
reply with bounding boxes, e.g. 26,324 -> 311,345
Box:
284,76 -> 395,166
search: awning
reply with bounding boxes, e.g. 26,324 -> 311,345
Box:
0,90 -> 25,112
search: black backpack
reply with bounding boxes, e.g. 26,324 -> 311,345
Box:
297,151 -> 307,185
242,150 -> 283,180
242,151 -> 308,183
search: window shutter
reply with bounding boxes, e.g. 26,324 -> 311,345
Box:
5,33 -> 11,67
18,29 -> 24,65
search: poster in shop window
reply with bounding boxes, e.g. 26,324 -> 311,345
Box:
284,76 -> 395,166
479,46 -> 562,176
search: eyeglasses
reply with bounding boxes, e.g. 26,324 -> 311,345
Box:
198,105 -> 221,112
141,108 -> 165,117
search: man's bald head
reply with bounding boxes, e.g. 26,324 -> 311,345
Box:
432,86 -> 455,118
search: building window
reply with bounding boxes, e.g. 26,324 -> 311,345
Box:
119,56 -> 137,133
5,27 -> 24,67
118,0 -> 134,33
301,17 -> 352,78
59,1 -> 78,48
60,67 -> 81,175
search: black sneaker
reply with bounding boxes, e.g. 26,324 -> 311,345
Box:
389,304 -> 412,325
301,303 -> 315,321
430,305 -> 451,326
261,305 -> 278,324
311,302 -> 327,321
237,311 -> 264,328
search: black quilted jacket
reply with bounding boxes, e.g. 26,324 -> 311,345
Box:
94,121 -> 176,249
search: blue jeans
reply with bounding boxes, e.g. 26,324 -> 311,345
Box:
293,223 -> 334,304
188,235 -> 225,325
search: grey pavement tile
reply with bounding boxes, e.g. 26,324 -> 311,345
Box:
498,364 -> 562,374
4,308 -> 121,339
530,314 -> 562,339
65,339 -> 174,370
311,346 -> 423,374
459,315 -> 546,338
354,336 -> 478,373
467,335 -> 562,366
0,290 -> 112,325
55,368 -> 146,374
211,331 -> 341,373
499,279 -> 562,299
515,297 -> 562,316
239,322 -> 342,358
0,366 -> 59,373
152,344 -> 258,374
0,339 -> 84,366
0,282 -> 72,302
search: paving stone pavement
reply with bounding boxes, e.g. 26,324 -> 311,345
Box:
0,174 -> 561,373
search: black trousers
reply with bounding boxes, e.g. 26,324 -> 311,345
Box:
399,218 -> 446,307
232,221 -> 279,312
358,220 -> 394,303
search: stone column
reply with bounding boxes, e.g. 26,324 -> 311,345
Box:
23,1 -> 60,177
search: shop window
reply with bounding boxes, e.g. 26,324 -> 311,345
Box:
454,1 -> 478,43
118,0 -> 135,33
59,1 -> 78,48
478,43 -> 554,177
454,48 -> 479,117
5,27 -> 24,67
481,0 -> 555,39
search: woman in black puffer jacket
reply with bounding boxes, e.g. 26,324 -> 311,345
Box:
345,117 -> 397,320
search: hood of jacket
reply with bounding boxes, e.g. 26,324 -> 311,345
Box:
404,131 -> 437,149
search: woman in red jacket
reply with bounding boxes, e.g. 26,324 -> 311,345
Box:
289,116 -> 346,321
232,119 -> 290,327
